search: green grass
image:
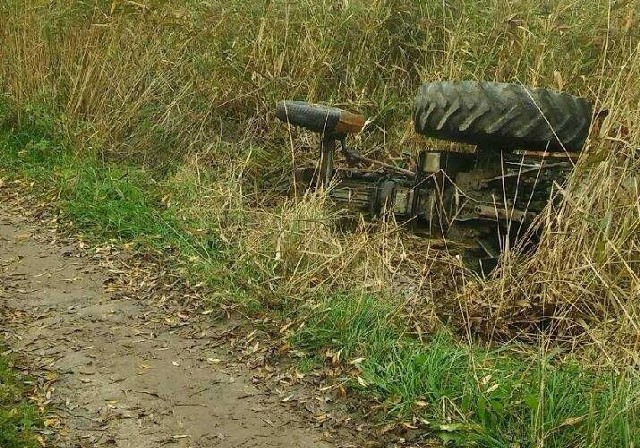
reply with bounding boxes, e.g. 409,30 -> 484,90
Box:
294,294 -> 640,447
0,107 -> 255,306
0,353 -> 41,448
0,104 -> 189,244
0,127 -> 167,241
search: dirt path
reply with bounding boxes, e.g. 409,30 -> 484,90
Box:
0,205 -> 337,448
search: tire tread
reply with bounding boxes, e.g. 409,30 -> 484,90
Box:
413,81 -> 593,152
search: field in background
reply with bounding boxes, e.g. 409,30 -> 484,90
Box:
1,0 -> 639,446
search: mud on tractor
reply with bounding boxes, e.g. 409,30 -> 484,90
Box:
276,81 -> 593,272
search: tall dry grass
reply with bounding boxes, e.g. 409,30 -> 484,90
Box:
1,0 -> 639,361
462,71 -> 640,358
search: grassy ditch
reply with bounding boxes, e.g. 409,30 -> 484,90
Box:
0,0 -> 637,342
1,109 -> 639,447
294,294 -> 639,447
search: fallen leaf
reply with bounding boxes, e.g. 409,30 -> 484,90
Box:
314,413 -> 331,423
378,423 -> 395,435
44,417 -> 61,428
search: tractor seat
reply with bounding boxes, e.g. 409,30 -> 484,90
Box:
276,101 -> 365,137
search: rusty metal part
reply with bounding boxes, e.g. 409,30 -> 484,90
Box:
335,110 -> 366,134
482,162 -> 571,184
342,148 -> 415,177
519,150 -> 581,160
317,136 -> 336,188
472,204 -> 537,223
419,152 -> 441,174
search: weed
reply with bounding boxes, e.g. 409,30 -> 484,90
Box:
0,353 -> 41,448
294,293 -> 640,447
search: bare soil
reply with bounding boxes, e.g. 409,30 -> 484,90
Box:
0,203 -> 338,448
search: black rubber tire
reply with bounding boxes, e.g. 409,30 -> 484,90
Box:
413,81 -> 592,152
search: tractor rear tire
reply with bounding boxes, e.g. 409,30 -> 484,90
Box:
413,81 -> 592,153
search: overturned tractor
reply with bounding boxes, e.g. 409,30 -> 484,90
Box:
276,81 -> 593,272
